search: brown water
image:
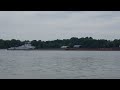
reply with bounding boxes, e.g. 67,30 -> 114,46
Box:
0,50 -> 120,79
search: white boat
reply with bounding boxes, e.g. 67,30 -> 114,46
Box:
7,42 -> 35,50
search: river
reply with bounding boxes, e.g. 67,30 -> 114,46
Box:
0,50 -> 120,79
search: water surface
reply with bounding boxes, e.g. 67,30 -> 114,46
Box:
0,50 -> 120,79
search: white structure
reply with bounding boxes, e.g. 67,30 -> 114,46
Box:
73,45 -> 82,48
61,46 -> 69,49
8,42 -> 35,50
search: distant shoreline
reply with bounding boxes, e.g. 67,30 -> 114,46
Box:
5,48 -> 120,51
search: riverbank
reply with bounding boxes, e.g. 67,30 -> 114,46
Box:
6,48 -> 120,51
65,48 -> 120,51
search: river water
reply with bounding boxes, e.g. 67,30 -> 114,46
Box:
0,50 -> 120,79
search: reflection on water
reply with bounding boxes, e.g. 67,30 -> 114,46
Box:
0,50 -> 120,79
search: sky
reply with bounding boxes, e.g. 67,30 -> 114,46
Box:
0,11 -> 120,41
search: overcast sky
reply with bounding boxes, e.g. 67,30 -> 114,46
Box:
0,11 -> 120,41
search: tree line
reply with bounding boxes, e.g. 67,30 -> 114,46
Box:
0,37 -> 120,49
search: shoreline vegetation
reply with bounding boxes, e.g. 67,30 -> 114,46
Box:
1,37 -> 120,51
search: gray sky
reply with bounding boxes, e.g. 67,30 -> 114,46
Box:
0,11 -> 120,41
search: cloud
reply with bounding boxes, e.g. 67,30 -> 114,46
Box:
0,11 -> 120,40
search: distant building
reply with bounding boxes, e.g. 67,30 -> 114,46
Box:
73,45 -> 82,48
61,46 -> 69,49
